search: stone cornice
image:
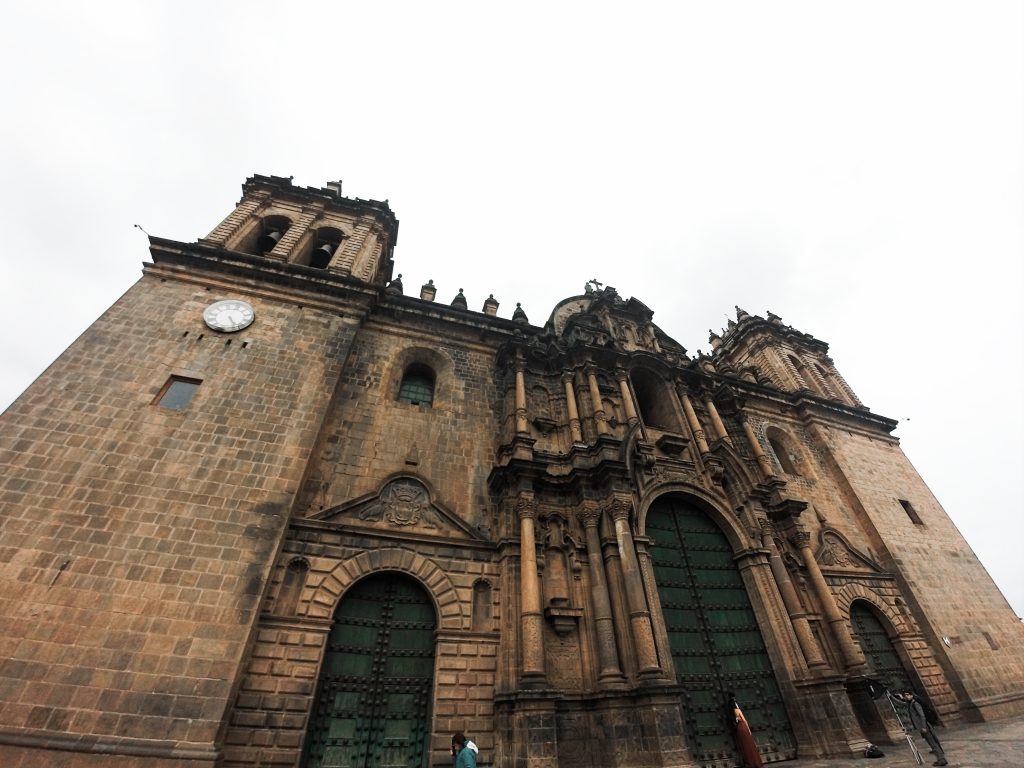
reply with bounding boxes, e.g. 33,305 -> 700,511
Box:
147,237 -> 383,303
287,517 -> 498,552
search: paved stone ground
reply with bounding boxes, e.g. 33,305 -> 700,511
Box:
783,715 -> 1024,767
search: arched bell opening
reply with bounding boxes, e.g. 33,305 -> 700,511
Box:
301,572 -> 438,768
233,214 -> 293,256
296,226 -> 345,269
646,493 -> 796,766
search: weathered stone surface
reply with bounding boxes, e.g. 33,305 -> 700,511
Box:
1,177 -> 1020,767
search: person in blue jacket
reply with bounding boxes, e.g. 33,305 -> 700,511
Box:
451,732 -> 478,768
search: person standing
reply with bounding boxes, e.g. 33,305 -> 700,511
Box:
725,692 -> 764,768
900,691 -> 947,766
451,732 -> 478,768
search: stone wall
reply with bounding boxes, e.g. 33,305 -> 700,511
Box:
822,425 -> 1024,719
0,269 -> 357,764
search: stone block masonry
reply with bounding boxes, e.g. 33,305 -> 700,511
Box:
0,267 -> 363,764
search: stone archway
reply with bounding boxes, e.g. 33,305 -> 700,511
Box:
302,572 -> 438,768
303,547 -> 465,629
646,494 -> 795,767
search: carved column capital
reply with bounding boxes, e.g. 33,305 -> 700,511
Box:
577,503 -> 603,529
605,495 -> 634,522
561,369 -> 576,384
516,494 -> 537,520
757,517 -> 773,535
790,529 -> 812,549
614,367 -> 629,383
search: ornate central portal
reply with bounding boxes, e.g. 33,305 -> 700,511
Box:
648,497 -> 795,767
302,573 -> 437,768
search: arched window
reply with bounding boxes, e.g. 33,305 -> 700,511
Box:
397,363 -> 435,407
766,426 -> 803,476
630,368 -> 679,431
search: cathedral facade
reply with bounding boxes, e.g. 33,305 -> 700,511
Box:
0,175 -> 1021,768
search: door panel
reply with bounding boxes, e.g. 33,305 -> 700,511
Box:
649,498 -> 796,767
850,601 -> 913,693
303,573 -> 436,768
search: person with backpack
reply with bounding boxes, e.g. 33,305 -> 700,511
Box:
898,690 -> 947,766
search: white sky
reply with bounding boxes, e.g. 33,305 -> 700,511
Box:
2,2 -> 1021,617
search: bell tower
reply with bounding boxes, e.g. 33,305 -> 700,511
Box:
200,174 -> 398,283
706,306 -> 862,407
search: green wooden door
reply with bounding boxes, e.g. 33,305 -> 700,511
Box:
302,573 -> 437,768
648,497 -> 795,767
850,601 -> 913,694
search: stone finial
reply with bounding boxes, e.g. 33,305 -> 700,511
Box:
513,302 -> 529,323
766,310 -> 782,324
708,329 -> 723,350
386,273 -> 404,295
420,279 -> 436,302
735,305 -> 750,321
451,288 -> 468,310
482,294 -> 499,316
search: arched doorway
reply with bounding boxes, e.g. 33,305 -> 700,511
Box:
850,600 -> 914,693
302,573 -> 437,768
647,496 -> 795,766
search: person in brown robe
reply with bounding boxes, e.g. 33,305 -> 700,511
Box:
725,692 -> 764,768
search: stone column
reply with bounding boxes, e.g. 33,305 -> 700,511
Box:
615,369 -> 640,428
578,505 -> 627,685
759,519 -> 828,670
586,365 -> 609,436
517,494 -> 546,687
739,413 -> 775,481
704,396 -> 733,447
607,495 -> 661,678
562,371 -> 583,444
791,529 -> 867,672
679,392 -> 710,454
515,364 -> 529,435
634,536 -> 674,681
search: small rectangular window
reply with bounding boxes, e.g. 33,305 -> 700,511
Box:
155,377 -> 201,410
898,499 -> 923,525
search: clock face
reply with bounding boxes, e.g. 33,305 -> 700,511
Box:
203,299 -> 255,332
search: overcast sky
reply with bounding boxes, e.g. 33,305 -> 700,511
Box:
2,2 -> 1021,617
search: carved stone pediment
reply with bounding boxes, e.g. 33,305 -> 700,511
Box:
314,477 -> 487,541
815,529 -> 882,572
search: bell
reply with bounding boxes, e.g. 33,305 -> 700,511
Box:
310,242 -> 335,269
257,229 -> 282,252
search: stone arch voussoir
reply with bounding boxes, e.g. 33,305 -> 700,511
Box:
835,583 -> 910,636
307,547 -> 464,630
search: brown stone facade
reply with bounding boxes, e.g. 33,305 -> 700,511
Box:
0,175 -> 1021,767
